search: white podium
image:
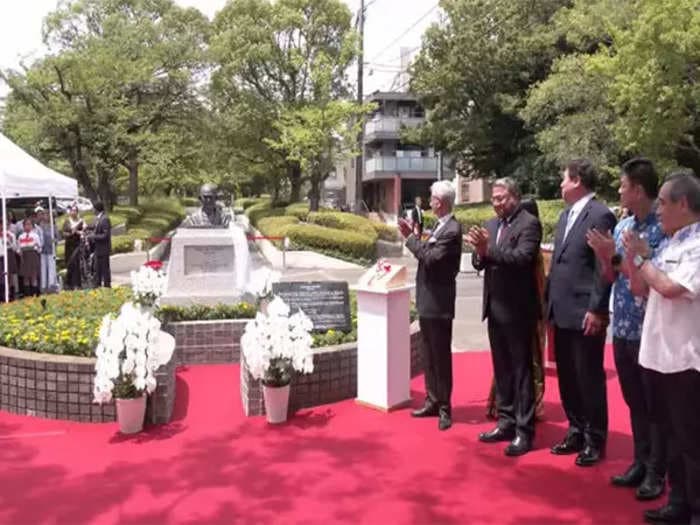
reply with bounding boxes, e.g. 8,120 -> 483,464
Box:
351,284 -> 415,412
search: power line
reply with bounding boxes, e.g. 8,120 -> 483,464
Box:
382,6 -> 536,93
367,3 -> 439,64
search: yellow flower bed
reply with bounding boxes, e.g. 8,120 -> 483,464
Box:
0,288 -> 131,357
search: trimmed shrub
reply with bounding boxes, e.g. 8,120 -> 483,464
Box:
112,205 -> 142,224
371,221 -> 399,242
246,200 -> 286,226
257,216 -> 300,247
285,202 -> 311,221
286,223 -> 375,263
112,234 -> 136,254
181,197 -> 199,207
235,197 -> 265,210
306,211 -> 378,242
157,302 -> 256,323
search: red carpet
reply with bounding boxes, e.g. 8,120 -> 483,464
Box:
0,350 -> 649,525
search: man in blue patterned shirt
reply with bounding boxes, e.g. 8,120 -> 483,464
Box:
587,158 -> 666,500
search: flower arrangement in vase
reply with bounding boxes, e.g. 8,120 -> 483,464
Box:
93,263 -> 172,434
241,296 -> 315,423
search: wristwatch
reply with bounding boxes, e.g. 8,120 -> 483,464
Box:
633,254 -> 648,269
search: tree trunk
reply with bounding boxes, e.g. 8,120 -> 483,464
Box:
308,173 -> 321,212
67,150 -> 98,204
288,161 -> 302,203
128,155 -> 139,207
675,139 -> 700,176
97,168 -> 114,210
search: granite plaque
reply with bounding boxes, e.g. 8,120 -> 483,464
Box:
184,245 -> 234,275
272,281 -> 351,332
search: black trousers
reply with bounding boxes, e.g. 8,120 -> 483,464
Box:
613,337 -> 666,474
554,326 -> 608,446
488,317 -> 536,438
95,255 -> 111,288
649,369 -> 700,516
419,317 -> 453,412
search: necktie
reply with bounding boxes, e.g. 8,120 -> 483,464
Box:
496,219 -> 507,244
563,209 -> 576,240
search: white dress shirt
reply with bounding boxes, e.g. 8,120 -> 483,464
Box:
564,192 -> 595,240
430,213 -> 453,239
639,221 -> 700,373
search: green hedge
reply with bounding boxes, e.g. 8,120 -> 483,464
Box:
256,216 -> 300,247
307,211 -> 378,242
424,199 -> 565,242
284,202 -> 311,221
181,197 -> 199,207
235,197 -> 265,210
157,303 -> 256,323
286,223 -> 375,263
371,221 -> 399,242
245,200 -> 287,226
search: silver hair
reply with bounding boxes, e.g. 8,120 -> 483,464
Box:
430,180 -> 456,210
492,177 -> 521,199
666,171 -> 700,213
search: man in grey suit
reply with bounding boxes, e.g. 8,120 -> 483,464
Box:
398,181 -> 462,431
547,159 -> 617,466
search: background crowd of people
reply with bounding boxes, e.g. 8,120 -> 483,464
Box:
0,200 -> 112,301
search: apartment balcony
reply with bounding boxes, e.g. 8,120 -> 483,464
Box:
364,117 -> 424,143
364,156 -> 447,181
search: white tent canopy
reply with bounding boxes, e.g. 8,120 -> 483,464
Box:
1,132 -> 79,302
0,132 -> 78,198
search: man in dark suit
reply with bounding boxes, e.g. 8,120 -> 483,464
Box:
547,159 -> 617,466
467,178 -> 543,456
90,201 -> 112,288
411,196 -> 424,237
398,181 -> 462,431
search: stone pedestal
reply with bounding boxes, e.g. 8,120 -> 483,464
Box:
162,227 -> 249,306
351,284 -> 414,411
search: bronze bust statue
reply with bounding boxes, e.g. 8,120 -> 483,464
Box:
182,183 -> 232,228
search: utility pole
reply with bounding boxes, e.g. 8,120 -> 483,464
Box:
354,0 -> 365,214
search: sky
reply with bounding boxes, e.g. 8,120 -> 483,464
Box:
0,0 -> 441,98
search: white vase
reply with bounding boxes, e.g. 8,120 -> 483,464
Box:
115,395 -> 147,434
263,384 -> 290,424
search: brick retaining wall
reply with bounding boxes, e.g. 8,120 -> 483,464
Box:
241,321 -> 425,416
165,320 -> 247,365
0,344 -> 176,424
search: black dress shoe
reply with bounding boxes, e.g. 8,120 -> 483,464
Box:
479,426 -> 515,443
438,412 -> 452,431
551,434 -> 584,455
504,435 -> 532,457
612,462 -> 646,487
412,403 -> 439,418
636,474 -> 665,501
643,503 -> 691,524
575,445 -> 605,467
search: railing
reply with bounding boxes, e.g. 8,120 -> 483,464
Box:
364,117 -> 424,136
365,156 -> 439,173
